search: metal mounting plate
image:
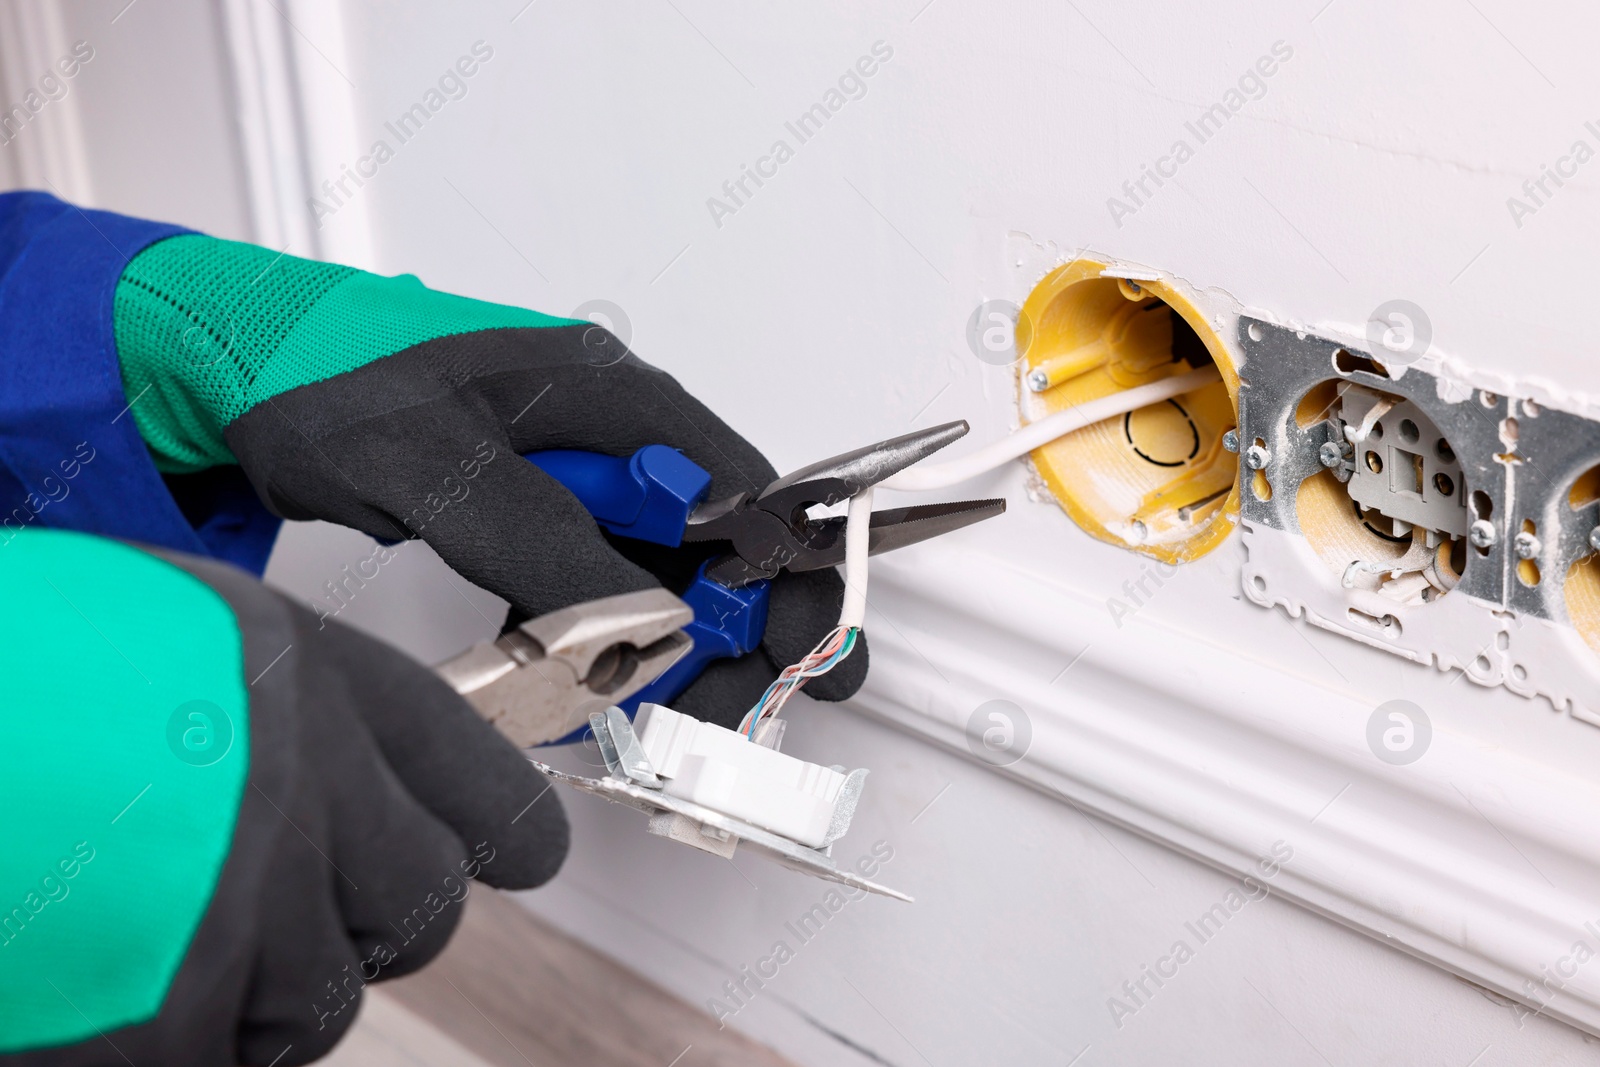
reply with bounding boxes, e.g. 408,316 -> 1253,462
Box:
527,759 -> 913,902
1235,317 -> 1600,719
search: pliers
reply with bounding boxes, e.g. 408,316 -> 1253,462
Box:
681,419 -> 1006,588
436,588 -> 694,748
514,420 -> 1004,733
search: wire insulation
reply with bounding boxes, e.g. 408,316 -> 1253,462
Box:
738,487 -> 874,738
879,366 -> 1221,492
838,487 -> 873,629
737,369 -> 1221,738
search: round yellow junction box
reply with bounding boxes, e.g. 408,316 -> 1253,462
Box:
1018,260 -> 1241,564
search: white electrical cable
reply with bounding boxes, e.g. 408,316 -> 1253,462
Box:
740,491 -> 871,735
838,486 -> 873,628
879,366 -> 1223,493
746,367 -> 1220,731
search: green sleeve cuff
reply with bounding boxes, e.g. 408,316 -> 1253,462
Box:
114,234 -> 578,473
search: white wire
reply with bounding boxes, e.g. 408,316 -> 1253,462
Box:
745,493 -> 869,731
838,487 -> 873,628
756,371 -> 1205,723
827,366 -> 1220,629
879,366 -> 1222,493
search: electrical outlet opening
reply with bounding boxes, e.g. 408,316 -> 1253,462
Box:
1018,261 -> 1239,563
1293,379 -> 1469,605
1564,463 -> 1600,655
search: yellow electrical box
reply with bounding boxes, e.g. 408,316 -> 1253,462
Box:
1018,261 -> 1240,563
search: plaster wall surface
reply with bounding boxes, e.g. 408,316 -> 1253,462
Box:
12,0 -> 1600,1062
299,2 -> 1600,1062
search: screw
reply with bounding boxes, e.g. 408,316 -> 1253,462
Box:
1126,280 -> 1141,293
1222,429 -> 1240,453
1469,520 -> 1497,549
1318,441 -> 1345,468
1514,531 -> 1541,560
1026,369 -> 1050,393
1245,444 -> 1271,470
1590,526 -> 1600,553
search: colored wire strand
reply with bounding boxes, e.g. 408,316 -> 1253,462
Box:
739,488 -> 874,738
739,625 -> 858,738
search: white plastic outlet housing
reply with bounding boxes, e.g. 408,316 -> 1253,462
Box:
635,703 -> 848,848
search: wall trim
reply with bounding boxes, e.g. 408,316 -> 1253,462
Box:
850,540 -> 1600,1036
0,1 -> 94,201
217,0 -> 372,266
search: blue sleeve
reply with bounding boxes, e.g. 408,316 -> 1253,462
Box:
0,191 -> 280,574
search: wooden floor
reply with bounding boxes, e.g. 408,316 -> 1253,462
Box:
320,887 -> 796,1067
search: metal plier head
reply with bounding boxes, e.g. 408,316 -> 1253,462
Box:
436,589 -> 693,747
682,420 -> 1006,588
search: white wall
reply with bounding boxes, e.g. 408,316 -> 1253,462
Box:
11,0 -> 1600,1062
0,0 -> 256,236
305,2 -> 1600,1061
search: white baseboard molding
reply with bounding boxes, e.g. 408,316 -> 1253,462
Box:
849,542 -> 1600,1035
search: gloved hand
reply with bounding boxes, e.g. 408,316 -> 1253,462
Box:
0,530 -> 566,1066
114,235 -> 866,728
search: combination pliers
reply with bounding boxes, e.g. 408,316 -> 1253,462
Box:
437,420 -> 1003,745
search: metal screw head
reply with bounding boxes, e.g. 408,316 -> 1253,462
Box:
1318,441 -> 1344,468
1222,429 -> 1240,454
1244,444 -> 1271,470
1514,531 -> 1542,560
1590,527 -> 1600,553
1469,520 -> 1497,549
1026,369 -> 1049,393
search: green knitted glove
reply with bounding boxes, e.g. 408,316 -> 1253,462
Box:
115,236 -> 575,474
0,530 -> 565,1065
112,235 -> 868,724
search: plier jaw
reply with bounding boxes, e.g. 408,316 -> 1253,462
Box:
682,419 -> 1007,587
436,589 -> 693,747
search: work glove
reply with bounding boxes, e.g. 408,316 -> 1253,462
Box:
114,234 -> 867,728
0,530 -> 566,1066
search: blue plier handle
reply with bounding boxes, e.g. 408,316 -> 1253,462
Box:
525,447 -> 769,716
526,424 -> 1005,732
